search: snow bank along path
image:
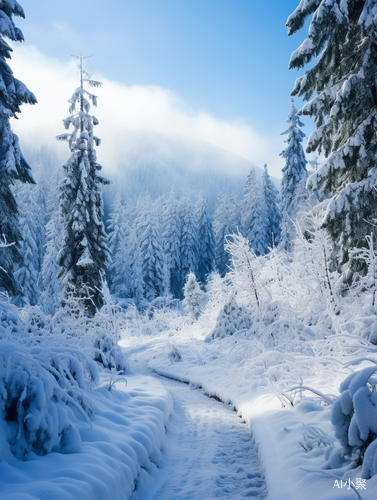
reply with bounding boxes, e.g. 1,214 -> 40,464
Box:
0,373 -> 173,500
132,374 -> 267,500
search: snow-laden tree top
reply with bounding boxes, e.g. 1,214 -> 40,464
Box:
57,53 -> 102,153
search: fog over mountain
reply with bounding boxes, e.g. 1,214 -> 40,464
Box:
101,132 -> 280,211
22,131 -> 280,217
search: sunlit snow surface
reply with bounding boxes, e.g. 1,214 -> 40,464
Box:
121,323 -> 377,500
0,373 -> 173,500
133,376 -> 266,500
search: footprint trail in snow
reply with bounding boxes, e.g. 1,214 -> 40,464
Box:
132,376 -> 266,500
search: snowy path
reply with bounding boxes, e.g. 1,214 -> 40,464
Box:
132,375 -> 267,500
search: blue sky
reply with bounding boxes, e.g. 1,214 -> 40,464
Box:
14,0 -> 313,177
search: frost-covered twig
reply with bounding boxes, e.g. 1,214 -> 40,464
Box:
286,385 -> 337,405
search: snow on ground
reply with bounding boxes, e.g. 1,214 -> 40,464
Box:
0,371 -> 173,500
132,375 -> 266,500
121,323 -> 377,500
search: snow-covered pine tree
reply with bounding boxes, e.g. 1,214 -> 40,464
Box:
124,197 -> 137,228
163,190 -> 182,299
110,208 -> 144,307
57,55 -> 109,315
262,164 -> 281,247
241,168 -> 270,256
14,185 -> 39,305
41,209 -> 61,313
40,168 -> 62,314
32,162 -> 49,272
107,192 -> 126,288
110,229 -> 129,299
287,0 -> 377,269
195,192 -> 215,284
0,1 -> 37,295
124,228 -> 144,306
136,194 -> 168,301
179,196 -> 198,297
229,189 -> 242,235
182,272 -> 207,320
280,98 -> 308,250
213,189 -> 232,277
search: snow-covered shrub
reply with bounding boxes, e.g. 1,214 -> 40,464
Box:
206,271 -> 229,308
299,425 -> 332,452
93,332 -> 128,372
120,301 -> 182,339
211,293 -> 252,339
168,345 -> 183,362
150,295 -> 179,310
225,233 -> 262,310
18,305 -> 52,335
0,336 -> 97,460
353,305 -> 377,346
182,272 -> 207,320
261,300 -> 281,326
0,298 -> 19,335
330,366 -> 377,475
52,283 -> 91,337
350,234 -> 377,344
200,272 -> 230,329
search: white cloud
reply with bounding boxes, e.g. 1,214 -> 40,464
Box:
10,45 -> 284,178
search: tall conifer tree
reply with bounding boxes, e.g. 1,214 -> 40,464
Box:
241,168 -> 270,256
163,190 -> 182,298
280,98 -> 308,250
107,192 -> 126,288
262,164 -> 281,247
229,189 -> 242,235
213,189 -> 232,277
0,1 -> 37,295
136,194 -> 168,301
14,184 -> 41,305
195,192 -> 215,284
179,196 -> 198,295
57,55 -> 109,315
288,0 -> 377,267
41,180 -> 62,315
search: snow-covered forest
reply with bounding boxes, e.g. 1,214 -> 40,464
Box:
2,1 -> 377,499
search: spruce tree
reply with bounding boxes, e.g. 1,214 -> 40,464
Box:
229,189 -> 242,235
241,168 -> 270,256
41,209 -> 62,314
0,1 -> 37,295
195,192 -> 215,284
57,55 -> 109,315
109,198 -> 144,306
163,190 -> 182,298
287,0 -> 377,267
213,189 -> 232,277
262,164 -> 281,247
136,194 -> 168,301
179,196 -> 198,295
14,184 -> 41,305
182,272 -> 207,320
280,98 -> 308,250
124,229 -> 144,306
107,192 -> 126,288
